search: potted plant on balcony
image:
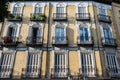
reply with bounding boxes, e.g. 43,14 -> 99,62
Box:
16,14 -> 21,19
8,14 -> 14,19
38,14 -> 46,21
30,14 -> 35,20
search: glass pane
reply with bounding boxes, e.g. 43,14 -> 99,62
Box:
80,28 -> 84,41
84,28 -> 89,41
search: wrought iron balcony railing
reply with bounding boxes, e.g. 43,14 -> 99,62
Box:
77,36 -> 93,46
51,68 -> 69,78
76,13 -> 90,21
52,36 -> 68,45
0,67 -> 12,78
98,14 -> 111,23
53,13 -> 67,21
1,36 -> 18,46
7,13 -> 22,21
22,68 -> 40,78
102,37 -> 116,47
30,13 -> 46,21
79,67 -> 96,77
26,37 -> 42,46
106,67 -> 120,78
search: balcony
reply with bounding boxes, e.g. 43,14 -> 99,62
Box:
53,13 -> 67,21
102,38 -> 117,47
51,68 -> 69,78
76,13 -> 90,21
26,37 -> 42,46
52,36 -> 68,46
79,68 -> 96,77
1,36 -> 18,46
22,68 -> 40,78
77,36 -> 93,46
98,14 -> 111,23
30,13 -> 46,22
7,13 -> 22,21
106,67 -> 120,78
0,67 -> 12,78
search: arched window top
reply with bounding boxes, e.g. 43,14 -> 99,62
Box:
56,3 -> 65,7
8,23 -> 18,28
30,23 -> 43,28
14,3 -> 23,7
78,3 -> 87,7
34,3 -> 44,13
35,3 -> 41,7
55,23 -> 66,28
79,23 -> 88,28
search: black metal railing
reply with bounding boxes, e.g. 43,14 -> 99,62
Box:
0,67 -> 13,78
52,36 -> 68,45
51,68 -> 69,78
77,36 -> 93,45
76,13 -> 90,21
98,14 -> 111,23
79,68 -> 96,77
1,36 -> 18,45
53,13 -> 67,21
8,13 -> 22,21
26,37 -> 42,45
102,37 -> 116,46
30,13 -> 46,21
22,68 -> 40,78
106,67 -> 120,78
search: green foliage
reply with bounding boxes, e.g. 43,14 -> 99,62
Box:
8,14 -> 14,19
30,14 -> 35,19
16,15 -> 21,19
38,14 -> 46,21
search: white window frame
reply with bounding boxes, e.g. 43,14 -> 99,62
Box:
105,51 -> 120,77
55,3 -> 66,13
77,23 -> 91,43
79,50 -> 95,77
98,6 -> 107,15
11,3 -> 24,14
53,50 -> 68,77
33,3 -> 45,14
77,3 -> 88,13
0,51 -> 15,78
28,23 -> 44,43
53,23 -> 67,44
25,51 -> 41,78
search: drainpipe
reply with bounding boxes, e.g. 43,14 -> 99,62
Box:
92,1 -> 103,78
46,2 -> 52,78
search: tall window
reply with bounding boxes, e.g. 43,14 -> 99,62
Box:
79,27 -> 89,42
13,5 -> 21,14
55,27 -> 64,41
99,6 -> 106,15
54,53 -> 67,77
102,24 -> 113,44
56,7 -> 64,13
105,53 -> 118,76
26,53 -> 41,77
78,7 -> 87,13
35,5 -> 42,13
0,53 -> 15,78
81,53 -> 95,76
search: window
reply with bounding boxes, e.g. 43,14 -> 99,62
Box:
26,53 -> 41,77
79,27 -> 89,42
0,53 -> 15,78
102,24 -> 114,44
55,27 -> 64,41
54,52 -> 67,77
35,6 -> 42,14
13,6 -> 21,14
99,6 -> 106,15
56,7 -> 64,13
80,53 -> 95,76
78,7 -> 87,13
105,53 -> 118,76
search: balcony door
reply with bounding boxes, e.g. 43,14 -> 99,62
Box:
79,27 -> 89,42
32,28 -> 38,43
0,53 -> 15,78
55,27 -> 64,42
26,53 -> 41,77
56,7 -> 64,18
81,53 -> 95,76
103,27 -> 113,44
54,53 -> 67,77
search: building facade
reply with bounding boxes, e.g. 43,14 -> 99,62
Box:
0,1 -> 120,80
